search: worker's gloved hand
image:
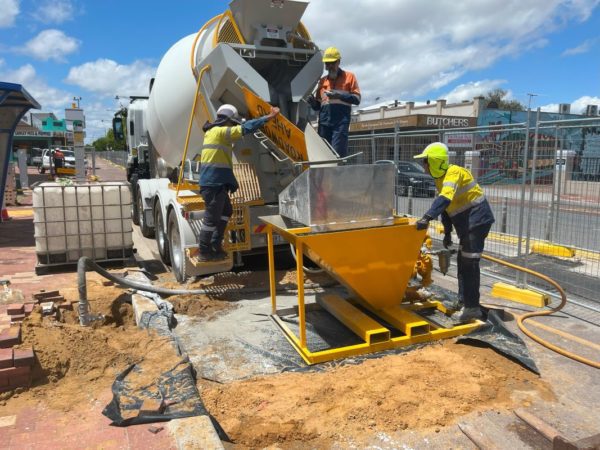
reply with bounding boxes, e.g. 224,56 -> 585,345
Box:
443,233 -> 452,248
415,215 -> 432,230
307,95 -> 319,109
325,90 -> 341,99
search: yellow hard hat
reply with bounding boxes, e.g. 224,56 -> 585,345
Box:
322,47 -> 341,63
414,142 -> 449,178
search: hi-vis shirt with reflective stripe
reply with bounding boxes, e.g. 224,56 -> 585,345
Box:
435,165 -> 495,235
198,125 -> 243,188
436,165 -> 484,216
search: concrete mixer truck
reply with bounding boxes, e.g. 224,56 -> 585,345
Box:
114,0 -> 342,281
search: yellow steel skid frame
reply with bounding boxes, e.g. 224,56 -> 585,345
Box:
264,222 -> 481,365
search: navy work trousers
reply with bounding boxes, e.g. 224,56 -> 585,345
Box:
457,223 -> 492,308
318,122 -> 350,158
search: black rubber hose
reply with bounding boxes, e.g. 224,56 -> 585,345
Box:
77,256 -> 333,301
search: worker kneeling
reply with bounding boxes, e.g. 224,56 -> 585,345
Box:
414,142 -> 495,323
198,104 -> 279,262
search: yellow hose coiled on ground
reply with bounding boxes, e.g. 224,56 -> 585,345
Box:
482,254 -> 600,369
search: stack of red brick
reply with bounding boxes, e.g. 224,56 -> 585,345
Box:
0,301 -> 36,393
5,302 -> 35,323
0,346 -> 34,393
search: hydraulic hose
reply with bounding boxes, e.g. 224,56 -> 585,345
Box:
482,253 -> 600,369
289,244 -> 325,274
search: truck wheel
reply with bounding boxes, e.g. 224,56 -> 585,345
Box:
154,201 -> 171,265
130,175 -> 140,225
168,210 -> 187,283
137,189 -> 154,238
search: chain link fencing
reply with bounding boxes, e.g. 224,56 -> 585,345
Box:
94,150 -> 128,169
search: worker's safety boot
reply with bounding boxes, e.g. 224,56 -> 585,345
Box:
455,307 -> 483,324
210,221 -> 229,261
198,230 -> 215,262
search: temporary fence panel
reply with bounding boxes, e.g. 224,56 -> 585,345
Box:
347,115 -> 600,304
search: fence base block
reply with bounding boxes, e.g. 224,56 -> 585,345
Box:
491,282 -> 550,308
531,242 -> 575,258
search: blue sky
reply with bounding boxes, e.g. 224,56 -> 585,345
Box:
1,0 -> 599,142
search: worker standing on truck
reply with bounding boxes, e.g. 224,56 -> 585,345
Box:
198,104 -> 280,262
413,142 -> 495,323
307,47 -> 361,158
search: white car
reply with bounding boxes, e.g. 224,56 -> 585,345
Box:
38,149 -> 76,174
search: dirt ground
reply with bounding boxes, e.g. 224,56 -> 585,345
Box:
157,269 -> 335,319
1,276 -> 182,413
158,269 -> 335,293
200,341 -> 554,449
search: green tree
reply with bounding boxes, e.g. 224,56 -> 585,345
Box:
91,127 -> 126,151
484,89 -> 525,111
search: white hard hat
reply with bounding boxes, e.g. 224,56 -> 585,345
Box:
216,104 -> 241,123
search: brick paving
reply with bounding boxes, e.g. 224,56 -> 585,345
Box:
0,159 -> 180,449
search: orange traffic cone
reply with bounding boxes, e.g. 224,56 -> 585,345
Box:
1,207 -> 10,221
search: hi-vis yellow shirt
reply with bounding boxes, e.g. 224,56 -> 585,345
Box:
434,164 -> 495,235
198,125 -> 243,188
435,165 -> 485,217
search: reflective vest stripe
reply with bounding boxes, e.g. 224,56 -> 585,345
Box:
321,98 -> 354,107
448,195 -> 485,217
202,143 -> 230,152
455,181 -> 477,196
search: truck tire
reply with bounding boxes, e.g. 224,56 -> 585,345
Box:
130,175 -> 140,226
167,210 -> 187,283
137,189 -> 154,238
154,200 -> 171,265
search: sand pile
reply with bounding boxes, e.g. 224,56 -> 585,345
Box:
1,275 -> 179,413
201,341 -> 553,449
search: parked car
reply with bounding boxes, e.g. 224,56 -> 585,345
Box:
39,149 -> 76,174
374,160 -> 436,197
30,147 -> 44,167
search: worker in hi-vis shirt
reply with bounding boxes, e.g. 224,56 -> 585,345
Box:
308,47 -> 361,158
198,104 -> 279,262
414,142 -> 495,323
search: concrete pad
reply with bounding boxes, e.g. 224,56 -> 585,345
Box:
168,415 -> 224,450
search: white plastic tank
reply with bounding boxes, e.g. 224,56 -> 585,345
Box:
146,34 -> 205,168
33,182 -> 133,265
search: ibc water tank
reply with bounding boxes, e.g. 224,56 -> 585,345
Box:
33,182 -> 133,266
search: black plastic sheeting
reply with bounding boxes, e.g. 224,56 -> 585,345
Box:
457,308 -> 539,374
102,291 -> 209,426
102,357 -> 208,426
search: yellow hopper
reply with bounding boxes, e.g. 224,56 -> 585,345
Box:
261,165 -> 481,364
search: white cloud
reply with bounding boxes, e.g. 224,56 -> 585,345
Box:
20,29 -> 80,62
570,96 -> 600,114
0,0 -> 20,27
561,38 -> 598,56
65,58 -> 155,96
302,0 -> 600,105
32,0 -> 74,24
541,96 -> 600,114
0,60 -> 72,109
443,80 -> 508,103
